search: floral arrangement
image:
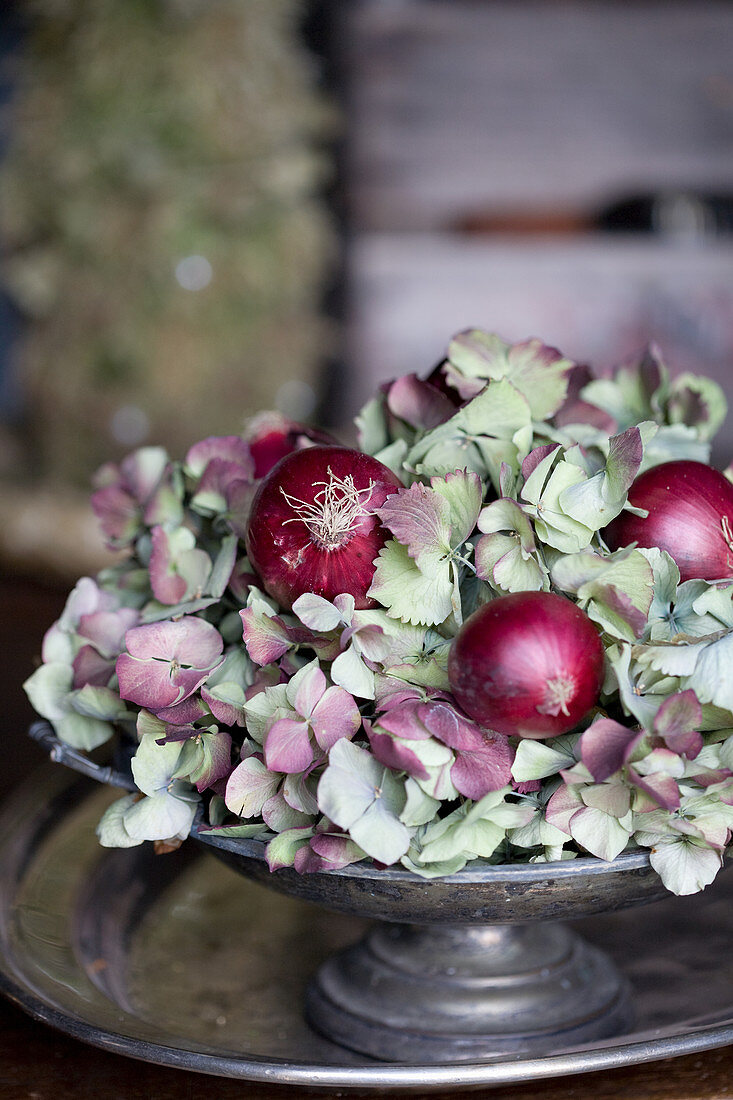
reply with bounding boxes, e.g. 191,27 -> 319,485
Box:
24,331 -> 733,897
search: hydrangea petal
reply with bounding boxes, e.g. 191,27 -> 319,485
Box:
264,718 -> 314,774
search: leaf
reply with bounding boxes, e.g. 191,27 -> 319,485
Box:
368,539 -> 454,626
377,482 -> 451,568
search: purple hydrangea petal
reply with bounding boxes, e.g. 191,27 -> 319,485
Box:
386,374 -> 456,430
72,646 -> 116,689
580,717 -> 637,783
148,527 -> 188,605
653,690 -> 703,759
153,696 -> 209,724
368,728 -> 430,780
376,701 -> 432,741
450,736 -> 514,800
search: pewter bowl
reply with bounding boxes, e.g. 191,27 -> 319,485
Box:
191,817 -> 667,1063
30,721 -> 669,1064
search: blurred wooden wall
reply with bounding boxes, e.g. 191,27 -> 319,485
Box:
338,0 -> 733,459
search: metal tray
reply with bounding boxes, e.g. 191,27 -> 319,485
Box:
1,764 -> 733,1093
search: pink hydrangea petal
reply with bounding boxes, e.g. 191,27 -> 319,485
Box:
148,527 -> 188,605
417,701 -> 485,751
311,686 -> 361,751
293,665 -> 327,719
116,653 -> 182,709
264,718 -> 314,774
294,834 -> 362,873
124,618 -> 223,669
77,608 -> 139,658
201,687 -> 245,728
628,768 -> 680,812
90,485 -> 139,545
120,446 -> 169,501
387,373 -> 456,430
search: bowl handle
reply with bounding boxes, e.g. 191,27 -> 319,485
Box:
28,720 -> 136,792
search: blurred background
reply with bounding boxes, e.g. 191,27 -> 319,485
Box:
0,0 -> 732,582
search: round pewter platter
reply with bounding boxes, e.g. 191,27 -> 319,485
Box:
2,765 -> 733,1091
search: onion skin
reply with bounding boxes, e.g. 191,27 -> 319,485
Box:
604,460 -> 733,583
448,591 -> 605,740
245,445 -> 403,610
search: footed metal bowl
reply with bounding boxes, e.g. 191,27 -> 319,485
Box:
191,814 -> 668,1063
30,720 -> 669,1065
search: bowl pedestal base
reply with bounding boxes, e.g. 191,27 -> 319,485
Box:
306,921 -> 633,1063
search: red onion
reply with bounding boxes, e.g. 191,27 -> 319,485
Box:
245,412 -> 335,479
604,460 -> 733,583
245,445 -> 403,610
448,591 -> 605,740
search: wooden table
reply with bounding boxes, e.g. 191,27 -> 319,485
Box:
2,573 -> 732,1099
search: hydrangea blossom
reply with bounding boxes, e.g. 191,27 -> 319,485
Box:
24,337 -> 733,895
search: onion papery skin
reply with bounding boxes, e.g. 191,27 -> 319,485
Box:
448,591 -> 605,740
245,445 -> 403,610
604,460 -> 733,583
